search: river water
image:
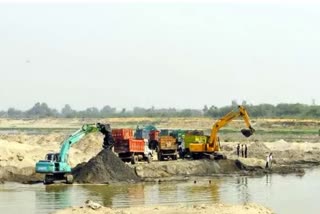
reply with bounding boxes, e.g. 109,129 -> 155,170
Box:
1,168 -> 320,214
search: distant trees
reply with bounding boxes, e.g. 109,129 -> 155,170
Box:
100,105 -> 116,117
61,104 -> 76,118
7,108 -> 23,118
203,103 -> 320,118
1,102 -> 320,119
25,102 -> 59,118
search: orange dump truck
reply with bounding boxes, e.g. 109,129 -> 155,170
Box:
112,128 -> 134,140
157,136 -> 178,161
112,128 -> 152,164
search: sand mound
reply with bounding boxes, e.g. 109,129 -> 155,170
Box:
247,142 -> 271,159
72,150 -> 140,184
0,134 -> 65,146
72,133 -> 103,155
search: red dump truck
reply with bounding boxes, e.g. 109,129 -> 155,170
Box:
112,128 -> 152,164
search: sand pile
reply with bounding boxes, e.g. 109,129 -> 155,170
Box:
72,133 -> 103,155
72,150 -> 140,184
247,142 -> 271,159
0,134 -> 65,146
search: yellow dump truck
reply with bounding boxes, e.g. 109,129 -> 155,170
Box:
157,136 -> 178,161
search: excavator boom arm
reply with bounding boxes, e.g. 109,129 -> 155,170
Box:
209,106 -> 254,151
59,124 -> 100,162
239,105 -> 254,130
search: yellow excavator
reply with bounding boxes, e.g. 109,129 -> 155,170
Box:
189,105 -> 255,159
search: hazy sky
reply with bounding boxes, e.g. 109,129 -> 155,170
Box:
0,1 -> 320,110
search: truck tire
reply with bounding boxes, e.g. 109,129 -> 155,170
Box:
66,174 -> 74,184
191,153 -> 200,160
131,155 -> 138,164
157,152 -> 162,161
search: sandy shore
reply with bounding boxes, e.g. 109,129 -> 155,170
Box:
1,117 -> 320,182
0,131 -> 320,183
54,201 -> 274,214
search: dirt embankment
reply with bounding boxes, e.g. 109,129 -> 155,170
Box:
55,200 -> 273,214
135,159 -> 244,181
221,140 -> 320,174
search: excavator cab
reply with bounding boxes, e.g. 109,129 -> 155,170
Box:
44,153 -> 59,162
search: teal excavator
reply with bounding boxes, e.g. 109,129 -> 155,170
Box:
35,123 -> 114,184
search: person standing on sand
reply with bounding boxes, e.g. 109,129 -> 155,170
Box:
241,145 -> 244,157
237,144 -> 240,157
265,155 -> 270,169
269,153 -> 273,168
244,144 -> 248,158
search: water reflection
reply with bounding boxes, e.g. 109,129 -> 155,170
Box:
80,185 -> 114,206
35,185 -> 74,213
185,180 -> 220,203
236,176 -> 250,203
265,174 -> 272,186
1,169 -> 319,214
79,180 -> 221,207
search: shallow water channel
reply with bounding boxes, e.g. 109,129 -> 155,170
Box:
1,168 -> 320,214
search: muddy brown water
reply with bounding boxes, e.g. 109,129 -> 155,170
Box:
1,168 -> 320,214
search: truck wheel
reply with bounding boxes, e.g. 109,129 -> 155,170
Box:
131,155 -> 138,164
66,174 -> 74,184
191,153 -> 199,160
157,152 -> 162,161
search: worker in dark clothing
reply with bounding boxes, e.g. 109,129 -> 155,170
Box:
241,144 -> 244,157
244,144 -> 248,158
237,144 -> 240,157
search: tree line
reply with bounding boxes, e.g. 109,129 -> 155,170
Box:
0,102 -> 319,119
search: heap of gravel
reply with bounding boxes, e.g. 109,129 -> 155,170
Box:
72,150 -> 140,184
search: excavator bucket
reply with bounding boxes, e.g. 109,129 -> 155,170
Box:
241,129 -> 253,138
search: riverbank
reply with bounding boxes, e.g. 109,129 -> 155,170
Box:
0,131 -> 319,183
54,200 -> 273,214
1,116 -> 320,183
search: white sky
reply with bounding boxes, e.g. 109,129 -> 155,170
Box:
0,1 -> 319,110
